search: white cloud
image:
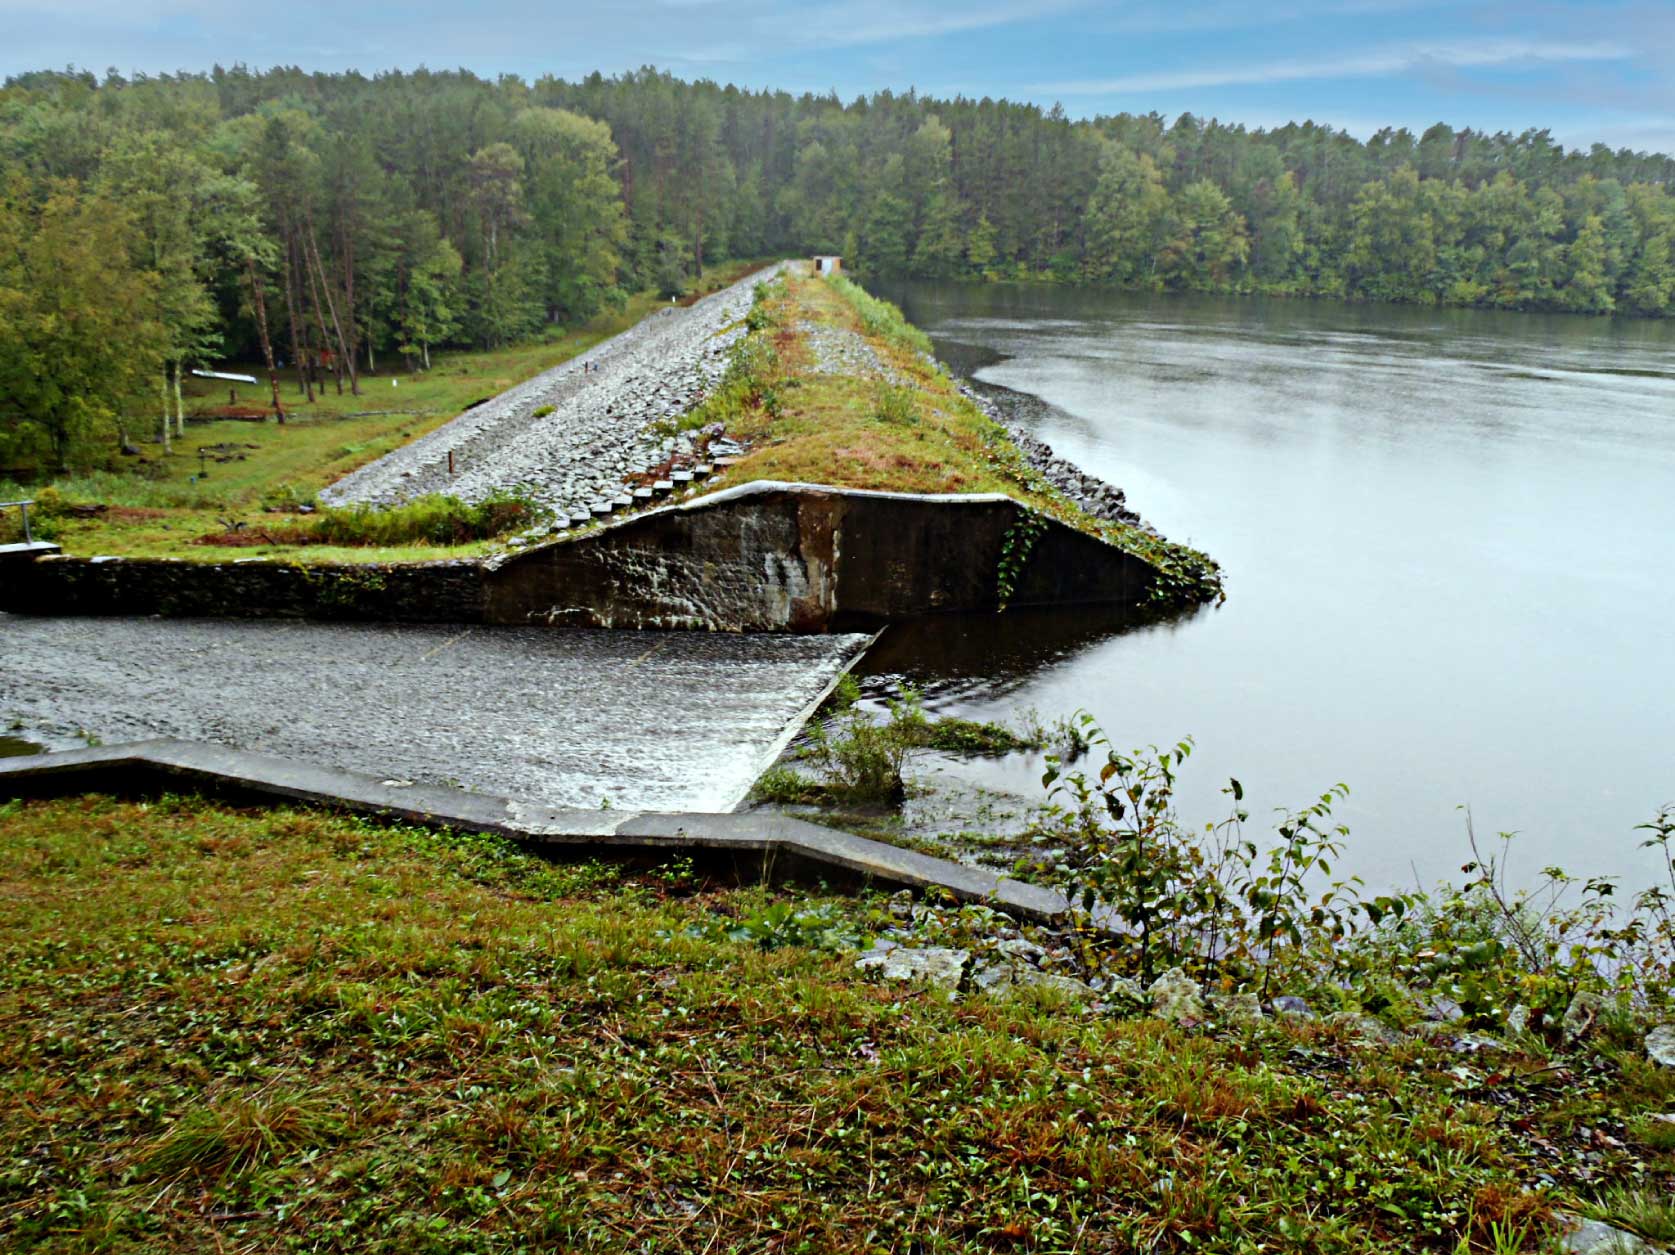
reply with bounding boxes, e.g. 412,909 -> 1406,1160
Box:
1038,37 -> 1635,95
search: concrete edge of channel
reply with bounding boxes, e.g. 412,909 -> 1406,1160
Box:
0,739 -> 1069,923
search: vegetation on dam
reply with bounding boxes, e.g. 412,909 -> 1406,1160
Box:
2,791 -> 1673,1254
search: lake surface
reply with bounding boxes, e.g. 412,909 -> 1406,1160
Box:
870,281 -> 1675,893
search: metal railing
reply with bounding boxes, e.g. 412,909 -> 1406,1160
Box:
0,499 -> 35,545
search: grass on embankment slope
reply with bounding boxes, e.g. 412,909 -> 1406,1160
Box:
9,794 -> 1675,1253
694,268 -> 1221,605
0,260 -> 774,565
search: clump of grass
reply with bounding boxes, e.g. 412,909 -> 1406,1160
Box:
1592,1185 -> 1675,1244
919,716 -> 1034,755
531,404 -> 555,418
874,381 -> 919,426
140,1092 -> 339,1182
751,765 -> 826,805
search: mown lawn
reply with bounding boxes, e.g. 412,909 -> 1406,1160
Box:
4,794 -> 1671,1253
1,259 -> 773,565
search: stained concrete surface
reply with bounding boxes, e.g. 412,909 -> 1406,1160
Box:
0,614 -> 871,811
0,739 -> 1068,920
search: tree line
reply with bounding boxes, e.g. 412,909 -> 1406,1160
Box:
3,63 -> 1672,470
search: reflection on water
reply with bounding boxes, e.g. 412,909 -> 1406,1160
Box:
875,279 -> 1675,892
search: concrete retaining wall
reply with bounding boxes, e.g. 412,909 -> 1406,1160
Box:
1,482 -> 1160,630
2,555 -> 484,622
484,481 -> 1160,630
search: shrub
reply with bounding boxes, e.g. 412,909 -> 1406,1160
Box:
305,490 -> 547,546
1034,713 -> 1675,1018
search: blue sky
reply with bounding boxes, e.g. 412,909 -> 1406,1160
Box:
4,0 -> 1672,155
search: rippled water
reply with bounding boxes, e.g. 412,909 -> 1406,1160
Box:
0,616 -> 871,812
871,281 -> 1675,892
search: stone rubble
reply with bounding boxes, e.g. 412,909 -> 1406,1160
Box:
798,319 -> 906,384
854,945 -> 969,994
1647,1022 -> 1675,1067
960,384 -> 1149,530
321,262 -> 792,520
1560,1215 -> 1654,1254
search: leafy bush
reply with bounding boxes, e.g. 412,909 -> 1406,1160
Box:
803,695 -> 918,804
1035,713 -> 1675,1019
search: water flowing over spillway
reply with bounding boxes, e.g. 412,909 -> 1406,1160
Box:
0,615 -> 871,812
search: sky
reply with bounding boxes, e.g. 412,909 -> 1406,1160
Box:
3,0 -> 1673,156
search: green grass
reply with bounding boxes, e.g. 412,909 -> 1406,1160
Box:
3,793 -> 1672,1252
0,259 -> 773,564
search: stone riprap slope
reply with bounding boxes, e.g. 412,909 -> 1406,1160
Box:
322,263 -> 790,517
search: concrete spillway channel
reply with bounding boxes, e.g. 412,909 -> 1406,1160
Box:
0,615 -> 871,814
0,739 -> 1066,920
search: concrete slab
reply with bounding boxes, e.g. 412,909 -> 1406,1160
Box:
0,739 -> 1068,922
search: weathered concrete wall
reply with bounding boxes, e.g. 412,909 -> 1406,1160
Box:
484,481 -> 1158,630
0,483 -> 1161,630
1,554 -> 484,622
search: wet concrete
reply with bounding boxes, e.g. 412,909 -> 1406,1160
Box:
0,614 -> 871,812
0,739 -> 1068,920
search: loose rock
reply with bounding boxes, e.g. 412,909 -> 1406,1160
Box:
1148,967 -> 1207,1025
1563,991 -> 1607,1042
1207,991 -> 1265,1026
1560,1215 -> 1651,1254
856,946 -> 969,993
1646,1023 -> 1675,1068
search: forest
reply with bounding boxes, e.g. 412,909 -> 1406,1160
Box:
3,63 -> 1674,470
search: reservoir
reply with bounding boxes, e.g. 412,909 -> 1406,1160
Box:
872,281 -> 1675,893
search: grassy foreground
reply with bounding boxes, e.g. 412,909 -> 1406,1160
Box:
0,260 -> 772,565
4,794 -> 1672,1253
